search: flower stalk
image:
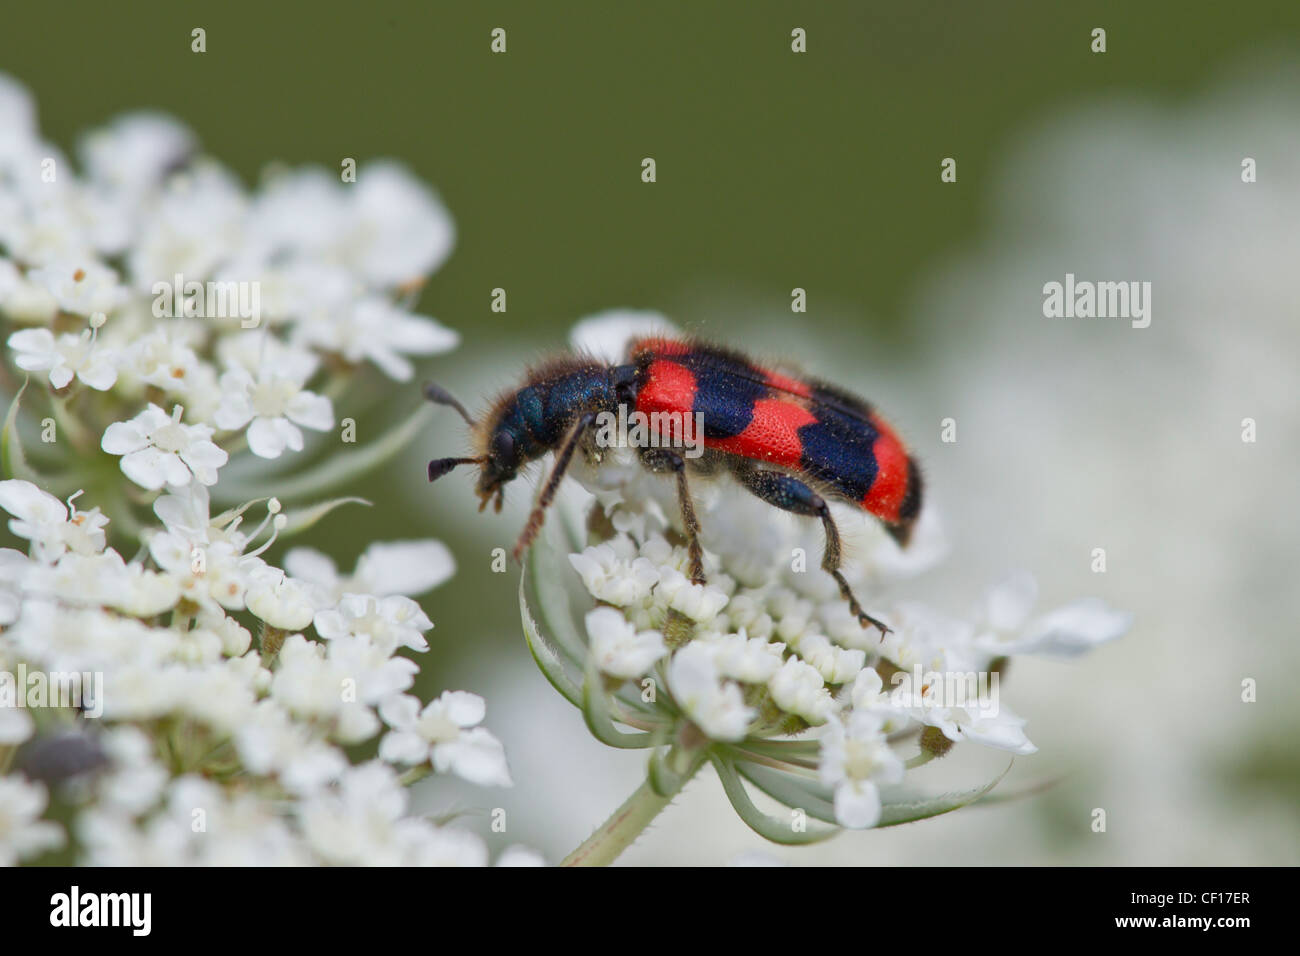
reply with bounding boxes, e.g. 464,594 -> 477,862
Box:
561,745 -> 708,867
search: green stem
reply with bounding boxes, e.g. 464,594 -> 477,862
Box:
905,751 -> 936,769
260,624 -> 288,665
561,749 -> 705,867
398,765 -> 432,787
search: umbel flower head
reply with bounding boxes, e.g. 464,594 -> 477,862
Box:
521,314 -> 1131,856
0,75 -> 539,866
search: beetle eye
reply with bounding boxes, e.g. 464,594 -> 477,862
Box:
492,430 -> 515,463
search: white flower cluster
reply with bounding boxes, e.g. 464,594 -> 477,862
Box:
0,483 -> 530,866
0,75 -> 533,866
1,72 -> 458,481
562,315 -> 1132,831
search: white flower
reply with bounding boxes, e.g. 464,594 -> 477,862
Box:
296,761 -> 409,864
151,535 -> 251,611
197,607 -> 252,656
973,573 -> 1131,659
284,538 -> 455,603
0,481 -> 108,562
297,762 -> 490,867
819,712 -> 905,829
656,567 -> 729,623
496,846 -> 547,867
292,296 -> 458,381
234,702 -> 348,796
569,542 -> 661,607
847,667 -> 913,733
97,550 -> 182,617
119,326 -> 206,394
378,692 -> 512,786
313,592 -> 432,654
696,631 -> 786,683
240,168 -> 351,263
883,602 -> 977,674
667,643 -> 755,742
0,548 -> 30,626
26,258 -> 129,316
789,632 -> 867,684
271,632 -> 417,737
0,77 -> 534,866
722,592 -> 776,641
240,162 -> 455,293
92,726 -> 170,816
569,309 -> 678,363
150,480 -> 216,541
403,826 -> 493,867
325,632 -> 419,703
0,258 -> 58,321
171,662 -> 261,730
244,566 -> 316,631
0,703 -> 33,745
78,112 -> 195,199
6,325 -> 117,390
768,658 -> 836,726
340,161 -> 455,287
212,350 -> 333,458
125,160 -> 248,289
911,695 -> 1038,756
270,635 -> 380,743
101,403 -> 228,490
541,311 -> 1133,855
146,486 -> 266,611
586,607 -> 668,679
0,776 -> 65,865
21,551 -> 116,611
110,775 -> 310,866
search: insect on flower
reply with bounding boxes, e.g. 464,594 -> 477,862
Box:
424,338 -> 923,635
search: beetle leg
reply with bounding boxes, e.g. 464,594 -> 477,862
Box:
735,466 -> 892,637
512,411 -> 596,561
638,447 -> 706,585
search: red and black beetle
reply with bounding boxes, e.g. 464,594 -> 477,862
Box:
425,337 -> 922,635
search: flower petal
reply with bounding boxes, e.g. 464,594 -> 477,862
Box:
0,479 -> 66,524
286,391 -> 333,431
834,781 -> 883,829
354,540 -> 455,596
435,691 -> 486,729
118,447 -> 172,490
247,416 -> 288,458
432,728 -> 512,786
100,420 -> 150,455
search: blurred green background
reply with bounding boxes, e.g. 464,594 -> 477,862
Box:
8,0 -> 1298,341
4,1 -> 1298,863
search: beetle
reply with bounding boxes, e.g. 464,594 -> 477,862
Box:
424,336 -> 922,635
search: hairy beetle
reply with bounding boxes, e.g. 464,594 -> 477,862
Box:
425,337 -> 922,635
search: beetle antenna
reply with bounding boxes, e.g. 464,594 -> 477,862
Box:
428,456 -> 486,482
423,382 -> 477,427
